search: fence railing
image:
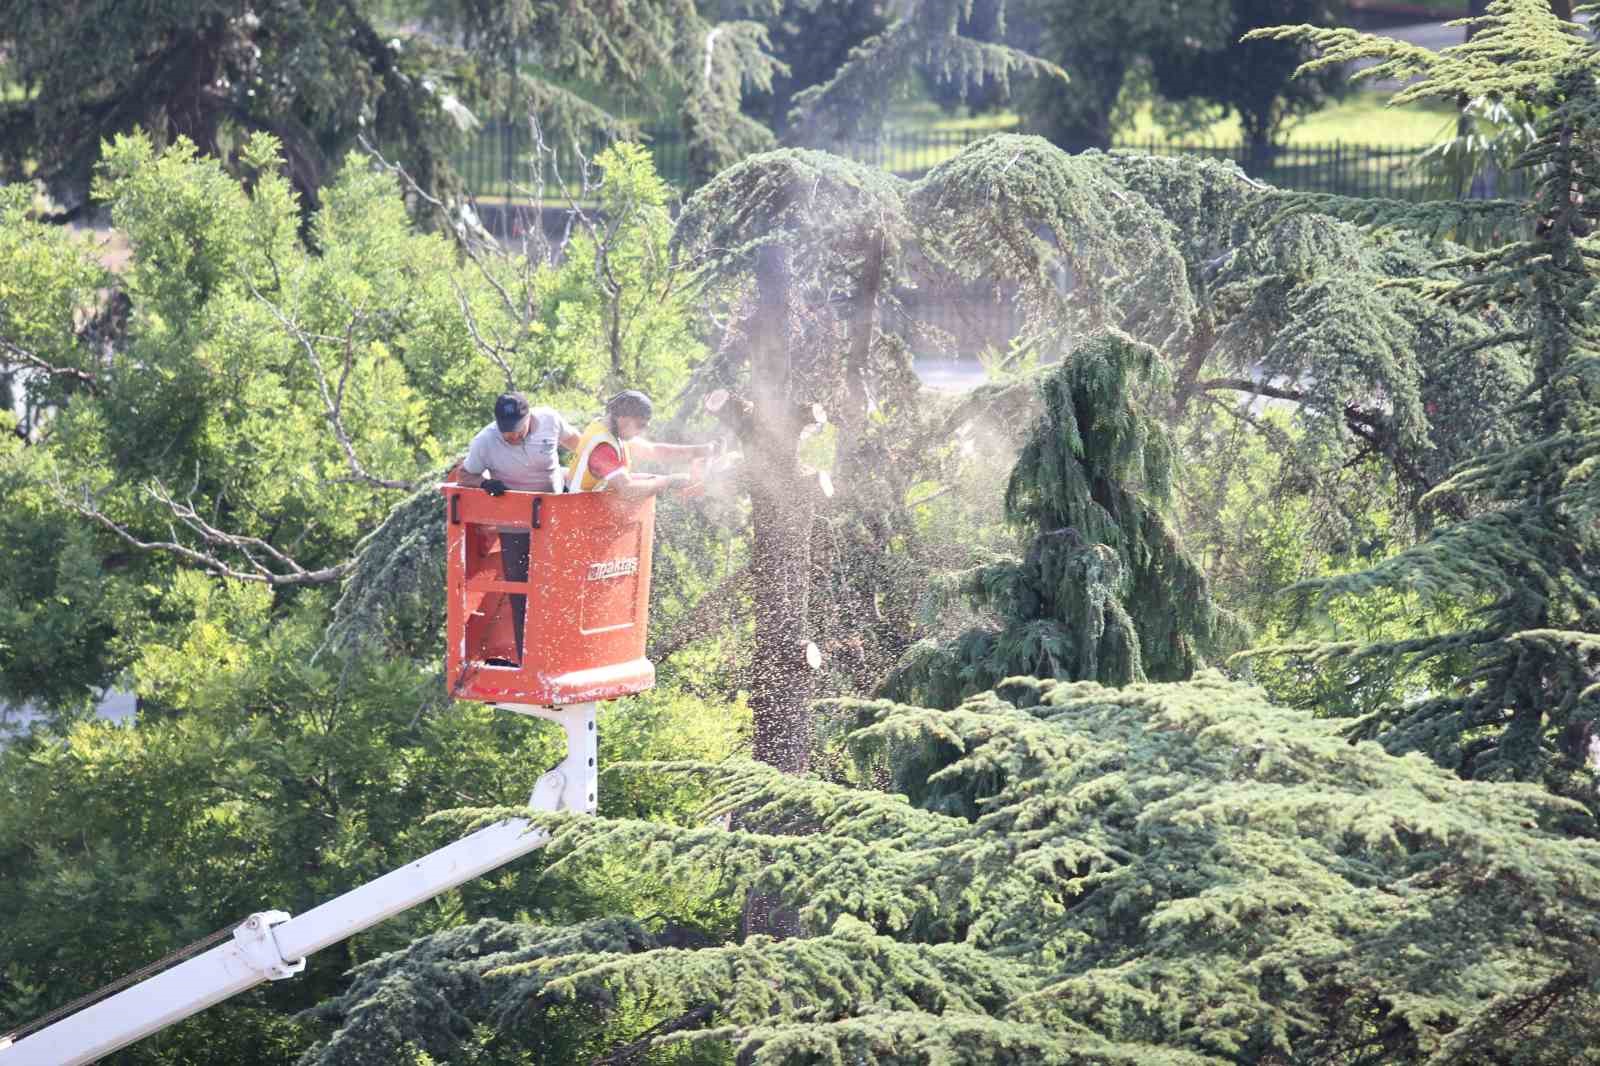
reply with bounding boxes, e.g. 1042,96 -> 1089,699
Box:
452,121 -> 1011,201
452,119 -> 1531,205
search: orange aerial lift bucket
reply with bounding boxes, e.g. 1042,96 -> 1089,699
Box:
442,485 -> 656,705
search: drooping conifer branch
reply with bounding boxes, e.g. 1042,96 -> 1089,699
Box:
882,333 -> 1231,707
306,675 -> 1600,1064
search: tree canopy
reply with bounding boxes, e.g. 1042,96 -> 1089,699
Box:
303,674 -> 1600,1065
4,3 -> 1600,1062
885,333 -> 1229,708
0,0 -> 1058,213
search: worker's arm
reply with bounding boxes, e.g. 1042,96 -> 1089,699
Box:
629,437 -> 717,465
605,468 -> 692,499
458,435 -> 491,488
559,424 -> 582,451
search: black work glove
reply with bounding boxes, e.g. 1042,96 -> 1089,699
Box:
481,478 -> 509,497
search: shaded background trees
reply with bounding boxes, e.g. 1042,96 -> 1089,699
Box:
1148,0 -> 1348,170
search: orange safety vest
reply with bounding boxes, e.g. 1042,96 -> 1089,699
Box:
566,420 -> 633,492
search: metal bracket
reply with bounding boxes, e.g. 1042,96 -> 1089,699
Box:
232,911 -> 305,981
497,702 -> 599,815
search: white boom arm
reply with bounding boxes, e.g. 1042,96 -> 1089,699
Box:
0,702 -> 594,1066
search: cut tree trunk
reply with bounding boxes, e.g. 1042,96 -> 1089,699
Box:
746,241 -> 816,774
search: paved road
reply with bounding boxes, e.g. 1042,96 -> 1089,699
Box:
1379,19 -> 1467,53
1351,19 -> 1465,87
3,689 -> 137,739
914,358 -> 988,392
1357,13 -> 1591,86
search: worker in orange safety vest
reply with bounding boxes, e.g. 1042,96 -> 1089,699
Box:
567,390 -> 717,496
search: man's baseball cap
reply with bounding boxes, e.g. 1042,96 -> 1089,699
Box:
494,392 -> 530,432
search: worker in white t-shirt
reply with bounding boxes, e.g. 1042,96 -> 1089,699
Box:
457,392 -> 581,663
459,391 -> 580,495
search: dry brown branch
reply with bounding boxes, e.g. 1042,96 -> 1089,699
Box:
0,337 -> 98,389
244,281 -> 413,491
362,129 -> 567,394
590,1005 -> 714,1066
448,275 -> 518,391
60,477 -> 354,586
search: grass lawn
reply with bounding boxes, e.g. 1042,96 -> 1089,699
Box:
889,89 -> 1460,148
1129,90 -> 1459,147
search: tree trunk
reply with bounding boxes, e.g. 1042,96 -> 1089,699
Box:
1243,119 -> 1276,178
1033,58 -> 1127,154
746,242 -> 815,774
837,231 -> 884,465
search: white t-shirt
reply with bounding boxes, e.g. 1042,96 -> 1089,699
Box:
462,407 -> 576,492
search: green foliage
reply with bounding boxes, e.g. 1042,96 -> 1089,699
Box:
9,17 -> 1600,1064
0,0 -> 1055,212
1242,0 -> 1600,796
64,132 -> 496,559
883,335 -> 1228,706
0,577 -> 745,1058
533,143 -> 705,397
1013,0 -> 1232,152
321,142 -> 708,671
668,135 -> 1526,716
911,135 -> 1198,351
738,0 -> 888,137
0,132 -> 748,1061
670,146 -> 928,738
783,0 -> 1065,149
304,675 -> 1600,1064
1001,0 -> 1345,157
1,134 -> 709,708
0,476 -> 123,710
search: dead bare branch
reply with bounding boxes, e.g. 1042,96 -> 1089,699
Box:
0,337 -> 98,390
59,477 -> 354,587
243,280 -> 414,491
449,276 -> 519,391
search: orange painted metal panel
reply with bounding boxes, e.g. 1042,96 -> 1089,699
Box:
442,485 -> 656,705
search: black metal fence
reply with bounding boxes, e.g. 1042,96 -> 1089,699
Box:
453,118 -> 1532,205
452,121 -> 1011,201
1112,138 -> 1535,202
